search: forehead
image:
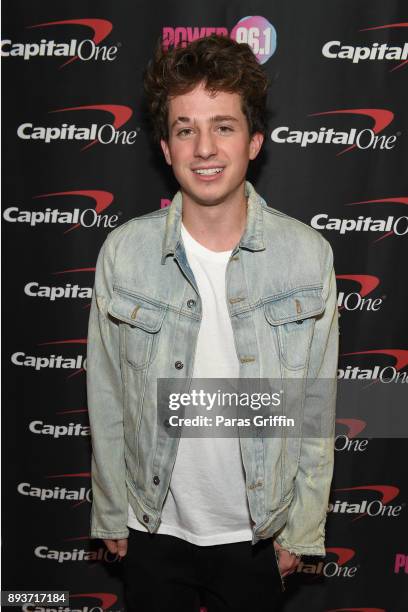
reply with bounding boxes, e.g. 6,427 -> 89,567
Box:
167,83 -> 244,121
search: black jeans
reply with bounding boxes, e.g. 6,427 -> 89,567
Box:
122,527 -> 282,612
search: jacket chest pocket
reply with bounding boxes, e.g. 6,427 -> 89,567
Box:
263,287 -> 324,371
108,290 -> 166,370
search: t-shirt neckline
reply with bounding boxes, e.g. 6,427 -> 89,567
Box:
181,222 -> 233,263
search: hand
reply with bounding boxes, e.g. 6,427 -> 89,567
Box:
103,538 -> 128,558
273,540 -> 301,577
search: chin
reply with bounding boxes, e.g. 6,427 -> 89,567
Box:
188,186 -> 230,206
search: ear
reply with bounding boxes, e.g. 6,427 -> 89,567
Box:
160,139 -> 172,166
249,132 -> 264,160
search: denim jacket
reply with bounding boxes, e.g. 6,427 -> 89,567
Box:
87,181 -> 339,560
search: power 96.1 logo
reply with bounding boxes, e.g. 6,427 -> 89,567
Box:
163,16 -> 277,65
230,16 -> 277,64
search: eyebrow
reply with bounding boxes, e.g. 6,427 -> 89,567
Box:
170,115 -> 239,131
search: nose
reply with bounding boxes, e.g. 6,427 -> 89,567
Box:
194,128 -> 217,159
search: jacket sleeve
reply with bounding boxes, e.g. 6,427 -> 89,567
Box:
86,234 -> 129,540
275,240 -> 339,556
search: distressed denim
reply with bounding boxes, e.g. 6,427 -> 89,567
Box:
87,181 -> 339,559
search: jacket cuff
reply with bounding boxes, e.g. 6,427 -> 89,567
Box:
90,527 -> 129,540
275,535 -> 326,557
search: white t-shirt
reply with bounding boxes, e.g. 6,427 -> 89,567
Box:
127,222 -> 253,545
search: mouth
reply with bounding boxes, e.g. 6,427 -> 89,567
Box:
191,167 -> 225,179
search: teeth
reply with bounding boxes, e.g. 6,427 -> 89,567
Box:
194,168 -> 223,175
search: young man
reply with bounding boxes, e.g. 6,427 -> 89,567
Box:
87,35 -> 339,612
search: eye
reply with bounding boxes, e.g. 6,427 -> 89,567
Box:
177,128 -> 194,137
217,125 -> 234,134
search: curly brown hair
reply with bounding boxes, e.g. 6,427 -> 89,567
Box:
143,34 -> 269,143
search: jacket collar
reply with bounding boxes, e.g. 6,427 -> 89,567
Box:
161,181 -> 266,264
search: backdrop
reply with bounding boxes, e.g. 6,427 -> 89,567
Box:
2,1 -> 407,611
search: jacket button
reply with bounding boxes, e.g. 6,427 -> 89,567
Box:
175,361 -> 184,370
153,475 -> 160,485
163,418 -> 171,428
187,299 -> 196,308
142,514 -> 150,523
296,320 -> 304,325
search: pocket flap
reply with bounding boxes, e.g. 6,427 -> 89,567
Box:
264,288 -> 324,325
108,291 -> 166,332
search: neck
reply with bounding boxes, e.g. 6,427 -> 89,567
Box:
181,182 -> 248,252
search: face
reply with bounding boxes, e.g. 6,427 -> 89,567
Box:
160,82 -> 263,207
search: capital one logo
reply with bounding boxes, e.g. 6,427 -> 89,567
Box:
163,16 -> 277,65
1,18 -> 119,67
335,418 -> 369,453
311,197 -> 408,241
271,108 -> 400,154
17,104 -> 137,150
323,21 -> 408,72
338,348 -> 408,383
328,485 -> 403,520
17,471 -> 91,507
3,189 -> 119,231
11,338 -> 87,379
297,547 -> 359,579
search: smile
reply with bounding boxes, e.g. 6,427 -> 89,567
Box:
192,167 -> 224,175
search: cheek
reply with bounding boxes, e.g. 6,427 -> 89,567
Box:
170,144 -> 192,167
229,138 -> 251,158
231,147 -> 251,168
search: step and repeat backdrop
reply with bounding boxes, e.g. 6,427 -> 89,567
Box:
2,1 -> 407,611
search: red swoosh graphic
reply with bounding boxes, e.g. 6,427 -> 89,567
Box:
53,267 -> 96,274
33,190 -> 114,233
360,22 -> 408,31
336,418 -> 367,438
325,547 -> 356,565
359,22 -> 408,72
66,367 -> 86,380
49,104 -> 133,151
56,408 -> 88,414
345,197 -> 408,242
341,349 -> 408,371
334,484 -> 399,505
336,274 -> 380,310
27,19 -> 113,68
308,108 -> 394,155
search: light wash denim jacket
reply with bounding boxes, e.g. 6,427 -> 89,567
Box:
87,181 -> 339,561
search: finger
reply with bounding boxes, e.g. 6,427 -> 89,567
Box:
117,539 -> 128,557
104,539 -> 118,554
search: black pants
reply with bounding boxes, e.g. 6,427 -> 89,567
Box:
122,527 -> 282,612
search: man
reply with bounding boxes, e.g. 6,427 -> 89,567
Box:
87,35 -> 339,612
